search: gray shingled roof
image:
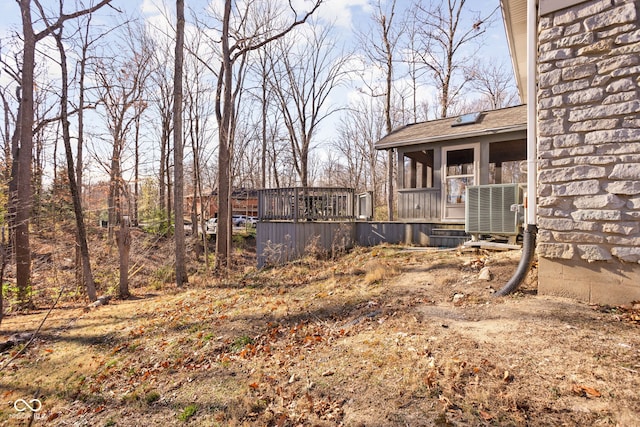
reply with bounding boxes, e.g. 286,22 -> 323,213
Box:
376,104 -> 527,150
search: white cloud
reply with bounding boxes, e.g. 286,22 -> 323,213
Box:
288,0 -> 372,29
140,0 -> 172,16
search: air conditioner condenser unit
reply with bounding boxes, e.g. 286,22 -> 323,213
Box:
465,184 -> 524,240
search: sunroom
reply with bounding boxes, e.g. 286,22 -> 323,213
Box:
376,104 -> 528,227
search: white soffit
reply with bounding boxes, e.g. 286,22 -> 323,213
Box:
500,0 -> 528,100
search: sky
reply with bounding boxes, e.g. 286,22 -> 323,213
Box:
0,0 -> 515,185
0,0 -> 513,81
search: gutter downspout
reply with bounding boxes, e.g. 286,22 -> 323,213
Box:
495,0 -> 538,296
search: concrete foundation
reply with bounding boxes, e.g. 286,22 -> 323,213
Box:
538,257 -> 640,305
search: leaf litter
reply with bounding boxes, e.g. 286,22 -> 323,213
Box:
1,236 -> 640,426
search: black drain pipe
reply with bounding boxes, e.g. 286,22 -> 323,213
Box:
495,0 -> 538,296
494,224 -> 537,296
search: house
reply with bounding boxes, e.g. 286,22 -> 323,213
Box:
372,0 -> 639,304
499,0 -> 640,305
257,0 -> 639,296
376,105 -> 527,224
185,188 -> 259,220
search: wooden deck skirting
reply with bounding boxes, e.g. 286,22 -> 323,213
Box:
256,221 -> 469,267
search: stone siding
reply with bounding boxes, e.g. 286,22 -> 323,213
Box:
536,0 -> 640,303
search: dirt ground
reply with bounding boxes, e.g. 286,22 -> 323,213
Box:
1,232 -> 639,426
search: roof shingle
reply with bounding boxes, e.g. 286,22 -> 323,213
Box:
376,104 -> 527,149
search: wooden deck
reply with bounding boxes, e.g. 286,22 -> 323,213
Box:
255,187 -> 471,267
256,221 -> 470,267
257,187 -> 355,222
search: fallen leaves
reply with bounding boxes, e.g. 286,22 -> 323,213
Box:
592,303 -> 640,324
502,370 -> 514,383
572,384 -> 602,398
5,245 -> 637,427
423,369 -> 438,388
479,409 -> 493,421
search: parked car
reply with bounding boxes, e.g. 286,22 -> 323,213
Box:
206,218 -> 218,234
196,218 -> 217,236
232,215 -> 247,226
246,216 -> 258,226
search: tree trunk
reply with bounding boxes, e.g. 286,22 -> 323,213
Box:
15,0 -> 36,308
116,220 -> 130,298
0,228 -> 6,327
55,29 -> 97,302
1,92 -> 17,256
75,18 -> 89,290
301,149 -> 308,188
166,152 -> 172,229
173,0 -> 187,285
387,149 -> 394,221
215,0 -> 233,272
133,114 -> 141,227
189,100 -> 207,266
14,0 -> 112,305
107,141 -> 121,242
216,138 -> 231,271
261,58 -> 268,188
7,90 -> 21,256
159,123 -> 167,214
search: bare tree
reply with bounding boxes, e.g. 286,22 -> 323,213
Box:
317,150 -> 350,187
332,97 -> 386,202
208,0 -> 322,270
93,22 -> 152,298
0,50 -> 21,257
174,0 -> 187,285
256,50 -> 270,189
13,0 -> 113,308
70,12 -> 116,288
468,59 -> 518,110
246,44 -> 287,190
411,0 -> 498,118
51,20 -> 97,301
356,0 -> 403,220
268,21 -> 350,187
246,47 -> 291,190
30,62 -> 63,229
183,30 -> 216,267
0,71 -> 19,266
0,83 -> 18,185
402,11 -> 430,123
149,37 -> 174,230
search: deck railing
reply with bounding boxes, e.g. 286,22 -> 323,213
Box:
258,187 -> 355,222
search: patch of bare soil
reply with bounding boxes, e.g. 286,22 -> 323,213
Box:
1,237 -> 639,426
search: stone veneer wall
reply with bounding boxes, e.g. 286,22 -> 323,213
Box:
536,0 -> 640,304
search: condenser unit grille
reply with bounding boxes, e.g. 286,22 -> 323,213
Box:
465,184 -> 522,235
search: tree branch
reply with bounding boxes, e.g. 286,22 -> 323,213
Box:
33,0 -> 118,42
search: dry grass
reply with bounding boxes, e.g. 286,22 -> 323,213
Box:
1,232 -> 639,426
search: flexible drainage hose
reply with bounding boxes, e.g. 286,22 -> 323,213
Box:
494,224 -> 537,296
